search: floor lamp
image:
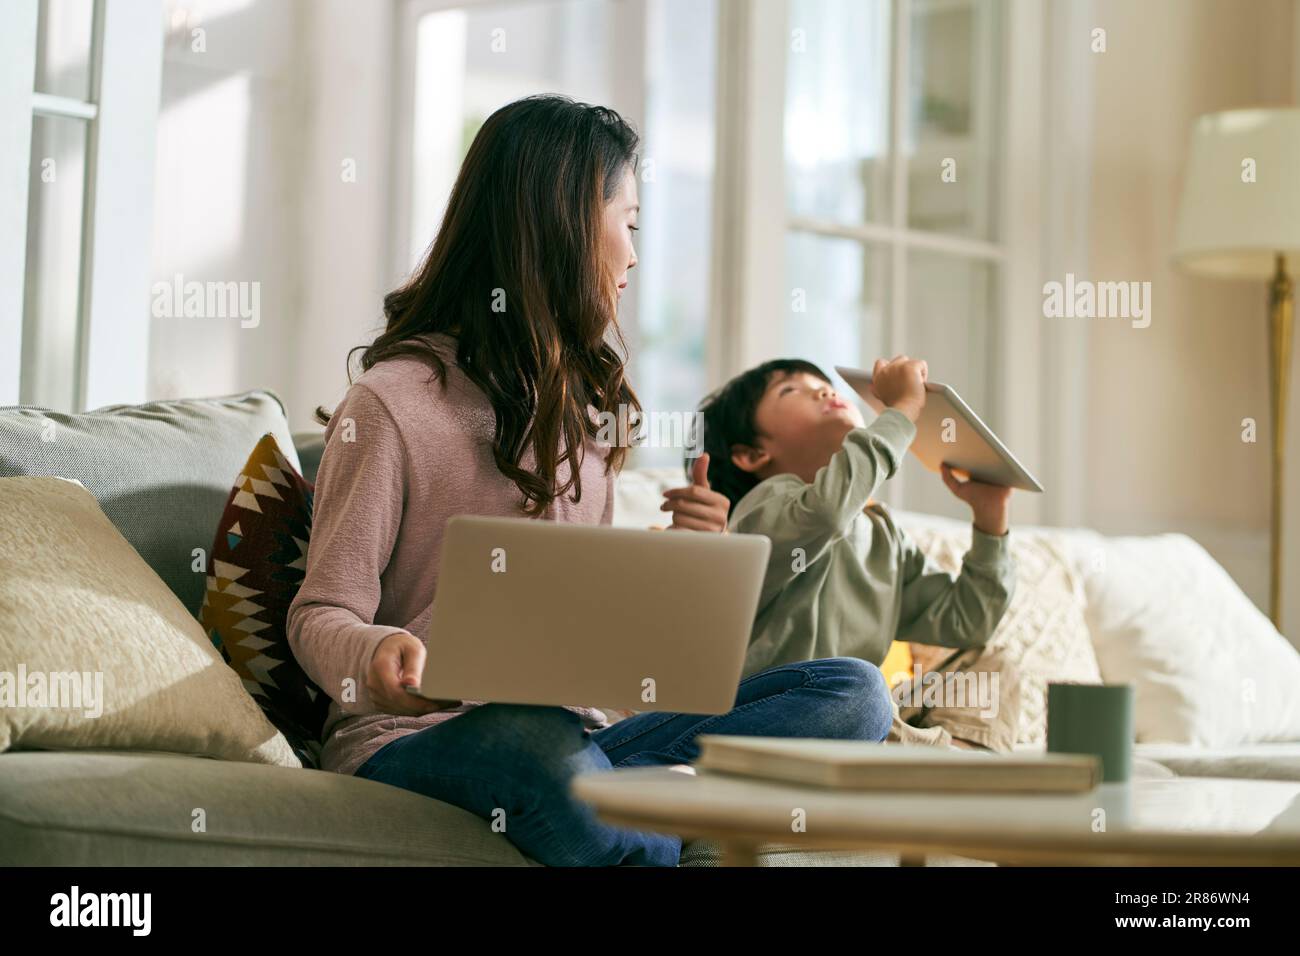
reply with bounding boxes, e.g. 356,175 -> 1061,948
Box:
1173,108 -> 1300,629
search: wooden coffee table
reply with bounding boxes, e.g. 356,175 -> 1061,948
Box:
571,764 -> 1300,866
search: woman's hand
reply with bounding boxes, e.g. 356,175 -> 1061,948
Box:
659,453 -> 730,533
367,631 -> 462,716
941,463 -> 1012,536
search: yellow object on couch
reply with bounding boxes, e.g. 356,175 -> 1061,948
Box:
879,640 -> 913,688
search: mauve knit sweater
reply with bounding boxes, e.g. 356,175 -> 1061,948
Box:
287,333 -> 615,776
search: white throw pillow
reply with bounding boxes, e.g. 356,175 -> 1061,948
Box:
0,476 -> 301,767
1070,532 -> 1300,746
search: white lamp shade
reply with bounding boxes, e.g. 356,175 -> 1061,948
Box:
1173,107 -> 1300,279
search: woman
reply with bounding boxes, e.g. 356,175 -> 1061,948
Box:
287,95 -> 894,866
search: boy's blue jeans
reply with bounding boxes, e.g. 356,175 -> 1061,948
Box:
353,656 -> 893,866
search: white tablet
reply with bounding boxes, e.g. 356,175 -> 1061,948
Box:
834,365 -> 1044,493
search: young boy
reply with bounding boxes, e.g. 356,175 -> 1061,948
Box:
695,355 -> 1016,679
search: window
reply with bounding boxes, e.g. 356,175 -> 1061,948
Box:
23,0 -> 96,411
1,0 -> 163,410
784,0 -> 1006,518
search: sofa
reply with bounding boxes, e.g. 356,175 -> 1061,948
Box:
2,389 -> 1299,867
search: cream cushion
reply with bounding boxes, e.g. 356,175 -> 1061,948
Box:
896,512 -> 1102,749
1067,532 -> 1300,747
0,476 -> 300,767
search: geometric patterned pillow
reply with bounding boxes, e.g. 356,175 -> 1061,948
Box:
199,432 -> 326,768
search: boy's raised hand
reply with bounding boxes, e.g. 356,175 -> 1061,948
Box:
659,452 -> 730,533
869,354 -> 928,422
942,463 -> 1012,536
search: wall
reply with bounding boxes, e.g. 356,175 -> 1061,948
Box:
1082,0 -> 1296,625
287,0 -> 396,432
148,0 -> 306,411
148,0 -> 400,433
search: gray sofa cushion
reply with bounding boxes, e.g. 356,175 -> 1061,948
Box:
0,391 -> 299,618
0,750 -> 539,866
291,430 -> 326,486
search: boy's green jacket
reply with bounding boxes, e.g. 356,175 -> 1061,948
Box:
727,407 -> 1016,678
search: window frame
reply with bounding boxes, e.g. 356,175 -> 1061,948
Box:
1,0 -> 164,411
0,1 -> 40,404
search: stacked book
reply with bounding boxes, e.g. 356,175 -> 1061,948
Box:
694,735 -> 1100,793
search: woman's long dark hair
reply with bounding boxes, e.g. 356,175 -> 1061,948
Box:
316,95 -> 642,516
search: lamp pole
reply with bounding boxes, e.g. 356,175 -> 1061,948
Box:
1268,253 -> 1294,628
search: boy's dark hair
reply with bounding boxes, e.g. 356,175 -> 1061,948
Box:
690,358 -> 834,514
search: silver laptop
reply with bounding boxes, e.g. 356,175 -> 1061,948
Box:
417,515 -> 772,715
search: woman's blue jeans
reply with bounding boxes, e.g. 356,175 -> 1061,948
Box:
353,656 -> 893,866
